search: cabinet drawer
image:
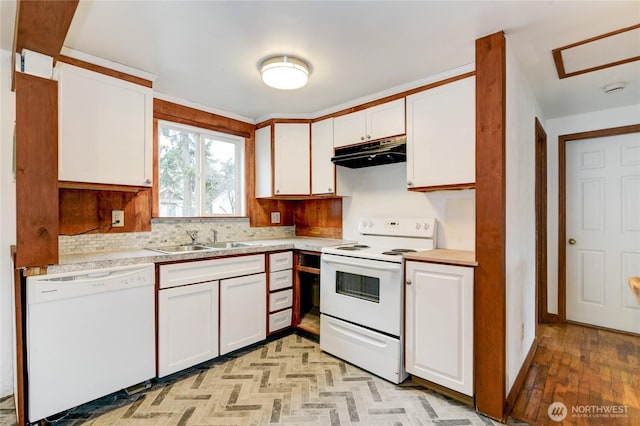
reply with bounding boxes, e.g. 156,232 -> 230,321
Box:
269,309 -> 292,333
269,251 -> 293,272
269,269 -> 292,291
269,289 -> 293,312
160,254 -> 265,289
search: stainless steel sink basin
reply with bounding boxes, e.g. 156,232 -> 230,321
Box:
206,242 -> 259,249
147,244 -> 213,254
147,242 -> 260,254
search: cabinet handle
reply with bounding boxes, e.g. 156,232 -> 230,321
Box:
328,187 -> 332,192
406,280 -> 412,286
144,179 -> 151,184
407,181 -> 413,186
366,135 -> 371,139
360,136 -> 365,140
275,189 -> 280,194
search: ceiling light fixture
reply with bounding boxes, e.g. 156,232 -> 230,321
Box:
260,55 -> 310,90
603,82 -> 625,94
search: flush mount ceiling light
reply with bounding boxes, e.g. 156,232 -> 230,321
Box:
603,81 -> 625,94
260,55 -> 310,90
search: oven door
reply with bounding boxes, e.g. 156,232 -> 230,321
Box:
320,253 -> 402,336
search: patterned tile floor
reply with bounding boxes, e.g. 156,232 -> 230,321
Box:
1,334 -> 506,426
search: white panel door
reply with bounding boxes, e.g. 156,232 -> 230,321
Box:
405,261 -> 474,396
311,118 -> 336,194
219,273 -> 267,355
566,133 -> 640,333
273,123 -> 310,195
158,281 -> 219,377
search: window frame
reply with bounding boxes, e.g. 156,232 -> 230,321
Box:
156,120 -> 246,217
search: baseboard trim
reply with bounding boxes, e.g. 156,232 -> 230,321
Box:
505,336 -> 539,416
542,313 -> 559,323
565,320 -> 640,337
410,376 -> 474,406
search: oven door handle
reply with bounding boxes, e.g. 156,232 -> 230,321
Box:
322,257 -> 401,271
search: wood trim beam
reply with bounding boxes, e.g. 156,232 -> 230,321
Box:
535,118 -> 549,324
15,73 -> 59,267
552,23 -> 640,79
474,30 -> 507,422
57,55 -> 153,88
557,123 -> 640,322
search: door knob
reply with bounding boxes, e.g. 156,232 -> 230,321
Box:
568,238 -> 577,245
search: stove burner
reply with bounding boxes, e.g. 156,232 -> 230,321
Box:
381,248 -> 418,255
336,244 -> 370,251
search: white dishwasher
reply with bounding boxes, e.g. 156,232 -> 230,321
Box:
26,263 -> 155,423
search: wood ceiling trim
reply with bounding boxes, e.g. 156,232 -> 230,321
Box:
57,55 -> 154,88
15,0 -> 79,57
552,23 -> 640,79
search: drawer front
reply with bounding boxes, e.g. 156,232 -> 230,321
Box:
269,269 -> 292,291
269,289 -> 293,312
269,309 -> 292,333
269,251 -> 293,272
160,254 -> 265,289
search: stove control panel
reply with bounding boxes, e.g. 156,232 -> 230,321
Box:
358,217 -> 436,238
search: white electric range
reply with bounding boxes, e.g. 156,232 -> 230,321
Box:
319,217 -> 436,384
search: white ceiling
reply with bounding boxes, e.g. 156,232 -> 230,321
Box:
2,1 -> 639,122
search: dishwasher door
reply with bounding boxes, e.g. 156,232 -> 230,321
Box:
26,263 -> 155,423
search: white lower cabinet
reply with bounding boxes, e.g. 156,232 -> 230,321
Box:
220,273 -> 267,355
405,261 -> 474,396
158,281 -> 219,378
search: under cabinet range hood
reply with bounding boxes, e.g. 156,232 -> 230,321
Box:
331,136 -> 406,169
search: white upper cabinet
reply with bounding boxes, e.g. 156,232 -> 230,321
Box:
406,76 -> 475,190
274,123 -> 310,195
333,99 -> 405,148
57,62 -> 153,187
255,126 -> 272,198
255,123 -> 311,197
311,118 -> 335,195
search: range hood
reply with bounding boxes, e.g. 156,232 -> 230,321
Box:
331,136 -> 406,169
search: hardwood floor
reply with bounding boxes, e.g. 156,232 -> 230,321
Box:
510,323 -> 640,425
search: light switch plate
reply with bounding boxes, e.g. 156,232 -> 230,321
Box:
271,211 -> 281,224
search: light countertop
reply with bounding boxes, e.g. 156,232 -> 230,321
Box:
49,237 -> 354,273
403,249 -> 477,267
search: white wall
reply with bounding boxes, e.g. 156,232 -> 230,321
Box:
0,49 -> 17,397
505,39 -> 541,394
545,103 -> 640,314
339,162 -> 475,249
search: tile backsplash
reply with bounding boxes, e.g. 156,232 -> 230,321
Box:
59,218 -> 295,255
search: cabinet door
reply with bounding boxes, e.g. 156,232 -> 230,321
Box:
255,125 -> 272,198
333,110 -> 366,148
366,98 -> 405,141
311,118 -> 336,195
57,62 -> 153,187
220,273 -> 267,355
158,281 -> 219,377
405,261 -> 474,396
273,123 -> 310,195
406,76 -> 475,189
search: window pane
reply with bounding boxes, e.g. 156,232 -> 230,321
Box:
158,127 -> 198,217
204,137 -> 237,215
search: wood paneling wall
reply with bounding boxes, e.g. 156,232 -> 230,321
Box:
15,73 -> 59,267
59,188 -> 152,235
294,198 -> 343,239
474,31 -> 507,421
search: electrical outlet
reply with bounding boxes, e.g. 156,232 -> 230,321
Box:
271,211 -> 281,224
112,210 -> 124,227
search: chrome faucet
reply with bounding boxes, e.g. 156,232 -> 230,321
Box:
212,229 -> 219,244
186,230 -> 199,245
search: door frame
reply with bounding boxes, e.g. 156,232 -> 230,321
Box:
558,123 -> 640,322
535,118 -> 550,324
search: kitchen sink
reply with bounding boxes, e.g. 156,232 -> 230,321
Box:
147,242 -> 260,254
206,242 -> 260,249
147,244 -> 214,254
